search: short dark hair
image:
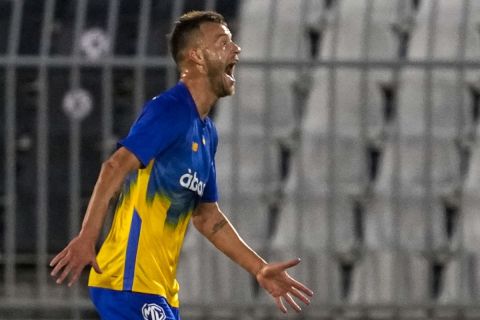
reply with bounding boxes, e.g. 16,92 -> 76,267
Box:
169,11 -> 227,66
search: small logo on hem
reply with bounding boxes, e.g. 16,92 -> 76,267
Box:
142,303 -> 166,320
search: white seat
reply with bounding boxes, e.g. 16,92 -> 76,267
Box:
231,193 -> 270,248
373,140 -> 395,195
437,255 -> 474,304
432,0 -> 465,60
177,229 -> 210,304
396,139 -> 459,197
398,69 -> 426,136
365,0 -> 397,60
460,194 -> 480,255
322,0 -> 368,60
394,69 -> 460,194
232,69 -> 265,134
464,139 -> 480,192
431,70 -> 462,138
399,138 -> 426,195
215,133 -> 233,199
269,163 -> 332,305
392,59 -> 464,141
333,137 -> 366,190
271,192 -> 328,252
349,251 -> 397,304
237,0 -> 272,60
364,195 -> 395,249
331,193 -> 360,253
464,0 -> 480,60
365,194 -> 439,251
349,251 -> 429,305
270,0 -> 306,60
409,0 -> 464,60
303,69 -> 331,137
406,0 -> 430,60
401,196 -> 446,252
334,70 -> 363,138
269,247 -> 333,305
460,194 -> 480,301
365,71 -> 396,135
178,225 -> 254,304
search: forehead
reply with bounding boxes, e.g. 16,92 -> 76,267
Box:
199,22 -> 232,41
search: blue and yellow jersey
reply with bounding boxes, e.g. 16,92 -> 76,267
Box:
88,82 -> 218,308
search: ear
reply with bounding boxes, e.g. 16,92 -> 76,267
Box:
188,47 -> 204,66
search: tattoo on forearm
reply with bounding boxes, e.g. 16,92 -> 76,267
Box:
211,219 -> 227,236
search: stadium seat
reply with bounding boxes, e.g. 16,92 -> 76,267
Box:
323,0 -> 367,60
409,0 -> 464,59
433,0 -> 466,60
464,0 -> 480,60
365,0 -> 397,60
270,193 -> 335,304
436,254 -> 474,304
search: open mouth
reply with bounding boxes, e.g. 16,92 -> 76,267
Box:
224,62 -> 236,82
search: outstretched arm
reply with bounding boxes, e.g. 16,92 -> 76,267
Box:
50,147 -> 141,286
192,202 -> 314,313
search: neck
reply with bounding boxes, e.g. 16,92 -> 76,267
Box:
180,71 -> 218,119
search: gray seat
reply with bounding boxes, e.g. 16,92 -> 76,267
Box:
437,254 -> 474,304
178,228 -> 253,304
409,0 -> 465,59
322,0 -> 368,60
349,250 -> 429,306
432,0 -> 467,60
365,194 -> 430,251
464,0 -> 480,59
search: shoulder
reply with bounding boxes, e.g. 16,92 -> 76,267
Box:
141,88 -> 192,124
146,91 -> 187,114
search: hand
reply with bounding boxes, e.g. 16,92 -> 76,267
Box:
49,235 -> 102,287
256,258 -> 314,314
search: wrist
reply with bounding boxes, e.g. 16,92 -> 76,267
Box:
254,260 -> 268,278
78,228 -> 99,244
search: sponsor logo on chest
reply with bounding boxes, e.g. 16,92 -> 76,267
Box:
179,168 -> 206,196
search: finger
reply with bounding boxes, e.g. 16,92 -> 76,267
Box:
289,286 -> 311,305
289,277 -> 314,297
91,258 -> 103,274
277,258 -> 301,271
275,297 -> 287,314
50,256 -> 69,277
284,293 -> 301,313
49,250 -> 67,267
56,264 -> 72,284
68,266 -> 83,287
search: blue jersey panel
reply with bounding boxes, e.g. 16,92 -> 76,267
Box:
119,82 -> 219,203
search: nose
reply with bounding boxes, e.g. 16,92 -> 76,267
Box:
233,41 -> 241,54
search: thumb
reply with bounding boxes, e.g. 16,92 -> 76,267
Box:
91,258 -> 103,274
278,258 -> 301,271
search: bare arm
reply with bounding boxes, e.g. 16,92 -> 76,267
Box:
192,202 -> 313,313
192,202 -> 266,275
50,147 -> 141,286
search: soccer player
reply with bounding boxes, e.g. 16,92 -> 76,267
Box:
50,11 -> 313,319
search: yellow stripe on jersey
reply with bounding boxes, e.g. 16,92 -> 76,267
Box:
88,161 -> 192,308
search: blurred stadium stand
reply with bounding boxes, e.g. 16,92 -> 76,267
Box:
1,0 -> 480,319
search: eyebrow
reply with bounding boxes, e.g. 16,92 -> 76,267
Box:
214,32 -> 231,42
